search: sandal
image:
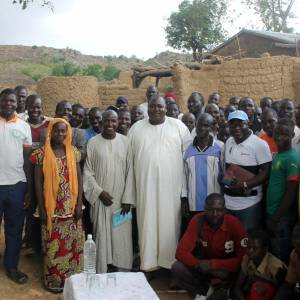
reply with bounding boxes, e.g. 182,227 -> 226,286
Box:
6,269 -> 28,284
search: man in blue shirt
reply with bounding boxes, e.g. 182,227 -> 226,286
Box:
85,107 -> 102,142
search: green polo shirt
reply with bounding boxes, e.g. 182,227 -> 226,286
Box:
267,148 -> 300,216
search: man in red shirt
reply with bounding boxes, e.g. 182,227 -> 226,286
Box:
171,193 -> 247,298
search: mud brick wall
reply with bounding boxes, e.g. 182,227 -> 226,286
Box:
172,63 -> 221,112
218,56 -> 299,103
172,56 -> 300,111
293,63 -> 300,103
34,55 -> 300,116
99,71 -> 174,109
98,82 -> 146,108
37,76 -> 99,115
0,83 -> 37,94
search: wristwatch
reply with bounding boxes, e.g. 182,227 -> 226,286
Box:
243,181 -> 248,192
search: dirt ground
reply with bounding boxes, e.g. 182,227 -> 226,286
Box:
0,236 -> 189,300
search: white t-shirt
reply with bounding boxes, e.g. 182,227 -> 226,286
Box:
224,133 -> 272,210
0,114 -> 32,185
139,102 -> 148,117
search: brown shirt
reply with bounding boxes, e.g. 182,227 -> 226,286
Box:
286,250 -> 300,284
241,252 -> 286,285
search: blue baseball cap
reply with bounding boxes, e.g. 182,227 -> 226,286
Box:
228,110 -> 249,122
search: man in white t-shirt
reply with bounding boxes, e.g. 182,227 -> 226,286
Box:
0,89 -> 32,284
224,110 -> 272,231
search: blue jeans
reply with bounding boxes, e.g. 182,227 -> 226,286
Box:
227,201 -> 262,232
270,214 -> 297,264
0,182 -> 27,270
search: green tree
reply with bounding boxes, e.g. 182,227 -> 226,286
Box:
51,62 -> 82,77
82,64 -> 104,81
12,0 -> 53,10
165,0 -> 227,61
103,65 -> 120,81
244,0 -> 296,32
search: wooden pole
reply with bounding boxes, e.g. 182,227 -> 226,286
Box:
155,77 -> 160,87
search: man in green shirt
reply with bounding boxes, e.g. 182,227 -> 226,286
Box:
266,118 -> 300,264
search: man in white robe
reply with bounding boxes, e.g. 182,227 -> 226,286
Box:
128,95 -> 191,271
83,110 -> 134,273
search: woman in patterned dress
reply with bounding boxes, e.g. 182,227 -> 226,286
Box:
31,118 -> 84,292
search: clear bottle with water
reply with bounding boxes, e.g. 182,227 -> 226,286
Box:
84,234 -> 96,274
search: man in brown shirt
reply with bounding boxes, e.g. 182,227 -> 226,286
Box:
275,222 -> 300,300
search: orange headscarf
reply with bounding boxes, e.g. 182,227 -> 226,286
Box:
43,118 -> 78,232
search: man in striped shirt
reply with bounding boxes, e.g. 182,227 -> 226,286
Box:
181,113 -> 223,232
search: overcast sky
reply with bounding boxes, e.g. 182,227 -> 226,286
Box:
1,0 -> 300,59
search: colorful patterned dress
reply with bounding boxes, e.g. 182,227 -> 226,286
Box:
31,147 -> 84,292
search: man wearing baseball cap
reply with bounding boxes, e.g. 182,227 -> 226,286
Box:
224,110 -> 272,231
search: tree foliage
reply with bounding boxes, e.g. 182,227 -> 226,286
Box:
51,62 -> 81,77
103,65 -> 120,81
165,0 -> 227,61
49,62 -> 119,81
12,0 -> 54,10
82,64 -> 104,81
244,0 -> 296,32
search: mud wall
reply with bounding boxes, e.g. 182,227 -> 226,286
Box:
98,81 -> 146,108
35,56 -> 300,116
172,56 -> 300,111
172,63 -> 221,111
218,56 -> 298,103
36,76 -> 99,115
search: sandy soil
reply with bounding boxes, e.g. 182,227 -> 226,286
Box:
0,237 -> 189,300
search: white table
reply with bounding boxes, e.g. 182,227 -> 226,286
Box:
63,272 -> 159,300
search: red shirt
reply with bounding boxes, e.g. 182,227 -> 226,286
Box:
176,213 -> 247,273
28,118 -> 50,149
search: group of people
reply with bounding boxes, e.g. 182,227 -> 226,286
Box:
0,83 -> 300,299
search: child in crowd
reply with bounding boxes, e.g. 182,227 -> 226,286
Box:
275,222 -> 300,300
266,118 -> 300,264
234,230 -> 286,300
166,102 -> 180,119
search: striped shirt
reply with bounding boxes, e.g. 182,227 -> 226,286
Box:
182,136 -> 223,211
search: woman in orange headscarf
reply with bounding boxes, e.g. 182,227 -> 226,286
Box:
31,118 -> 84,292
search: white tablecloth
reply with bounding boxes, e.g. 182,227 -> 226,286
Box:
63,272 -> 159,300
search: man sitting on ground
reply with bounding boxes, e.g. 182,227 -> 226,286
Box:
171,193 -> 247,299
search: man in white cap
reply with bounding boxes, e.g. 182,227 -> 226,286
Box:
224,110 -> 272,231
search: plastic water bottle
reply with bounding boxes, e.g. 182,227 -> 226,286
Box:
84,234 -> 96,274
